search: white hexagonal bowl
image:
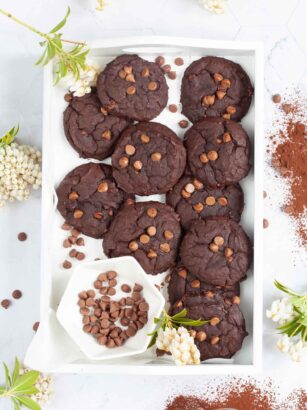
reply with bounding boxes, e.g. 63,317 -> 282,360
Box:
56,256 -> 165,361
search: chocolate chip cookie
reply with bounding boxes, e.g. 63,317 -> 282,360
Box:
63,89 -> 130,160
103,201 -> 181,275
168,261 -> 240,305
111,122 -> 186,196
97,55 -> 168,121
181,56 -> 253,123
184,118 -> 251,187
166,173 -> 244,230
180,217 -> 252,286
170,293 -> 247,361
56,163 -> 132,238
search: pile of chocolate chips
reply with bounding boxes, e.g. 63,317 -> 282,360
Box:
78,271 -> 149,348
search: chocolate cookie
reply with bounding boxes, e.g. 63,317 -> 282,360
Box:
166,173 -> 244,230
170,293 -> 247,361
168,261 -> 240,305
184,118 -> 251,187
63,89 -> 130,160
56,163 -> 132,238
103,201 -> 181,274
181,56 -> 253,123
97,55 -> 168,121
112,122 -> 186,196
180,217 -> 252,286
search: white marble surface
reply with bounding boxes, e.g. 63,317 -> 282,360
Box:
0,0 -> 306,409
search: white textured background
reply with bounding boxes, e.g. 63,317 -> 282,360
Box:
0,0 -> 306,409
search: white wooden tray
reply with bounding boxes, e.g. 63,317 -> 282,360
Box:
25,36 -> 264,374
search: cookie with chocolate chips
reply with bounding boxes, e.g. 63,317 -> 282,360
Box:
103,201 -> 181,274
181,56 -> 253,123
97,55 -> 168,121
168,261 -> 240,305
112,122 -> 186,196
56,163 -> 132,239
180,217 -> 252,286
63,89 -> 130,160
170,293 -> 247,361
184,118 -> 251,187
166,173 -> 244,230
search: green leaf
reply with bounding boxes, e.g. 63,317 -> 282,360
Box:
35,47 -> 48,66
10,370 -> 40,394
49,6 -> 70,34
292,296 -> 307,313
11,358 -> 20,385
174,318 -> 208,327
3,362 -> 11,389
12,386 -> 40,395
0,385 -> 5,393
12,398 -> 21,410
274,280 -> 301,297
147,333 -> 158,349
277,316 -> 300,331
298,316 -> 307,327
171,308 -> 187,320
16,396 -> 42,410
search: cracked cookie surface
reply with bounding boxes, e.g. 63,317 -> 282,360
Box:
180,217 -> 252,286
166,172 -> 244,230
63,89 -> 130,160
170,293 -> 247,361
181,56 -> 253,123
103,201 -> 181,274
112,122 -> 186,196
168,261 -> 240,305
184,118 -> 251,187
97,54 -> 168,121
56,163 -> 132,238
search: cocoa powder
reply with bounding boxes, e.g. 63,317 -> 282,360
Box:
270,95 -> 307,246
165,378 -> 307,410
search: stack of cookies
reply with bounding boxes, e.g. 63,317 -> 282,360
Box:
56,53 -> 254,362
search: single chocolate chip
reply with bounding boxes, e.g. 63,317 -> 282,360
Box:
179,120 -> 188,129
63,260 -> 72,269
33,321 -> 40,332
18,232 -> 27,241
272,94 -> 281,104
61,223 -> 71,231
76,237 -> 85,246
121,284 -> 131,293
12,290 -> 22,299
1,299 -> 11,309
168,104 -> 178,113
162,64 -> 171,73
167,71 -> 176,80
155,56 -> 165,66
263,218 -> 269,229
64,93 -> 73,102
174,57 -> 184,66
129,241 -> 138,252
107,271 -> 117,280
76,252 -> 85,261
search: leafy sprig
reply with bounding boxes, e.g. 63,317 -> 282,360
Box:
0,358 -> 41,410
0,125 -> 19,148
148,308 -> 208,349
0,7 -> 89,84
275,280 -> 307,342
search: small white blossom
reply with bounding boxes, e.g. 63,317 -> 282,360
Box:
289,339 -> 307,362
266,297 -> 295,325
157,326 -> 200,366
20,366 -> 53,405
0,141 -> 42,207
64,60 -> 99,97
199,0 -> 225,14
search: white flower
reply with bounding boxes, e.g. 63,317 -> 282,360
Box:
277,335 -> 291,353
157,326 -> 201,366
64,59 -> 99,97
289,339 -> 307,362
266,297 -> 295,325
20,366 -> 53,404
0,141 -> 42,207
199,0 -> 225,14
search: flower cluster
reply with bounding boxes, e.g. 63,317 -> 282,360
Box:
266,297 -> 295,325
276,335 -> 307,362
64,60 -> 99,97
156,326 -> 200,366
96,0 -> 106,11
0,141 -> 42,207
20,366 -> 53,405
199,0 -> 226,14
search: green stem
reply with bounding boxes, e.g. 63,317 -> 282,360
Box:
0,8 -> 84,45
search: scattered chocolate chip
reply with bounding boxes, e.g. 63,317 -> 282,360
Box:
272,94 -> 281,104
162,64 -> 171,73
174,57 -> 184,66
63,239 -> 71,248
155,56 -> 165,66
263,191 -> 267,199
179,120 -> 188,129
76,237 -> 85,246
61,223 -> 71,231
64,93 -> 73,102
169,104 -> 178,113
33,322 -> 40,332
1,299 -> 10,309
282,103 -> 292,114
18,232 -> 27,241
12,290 -> 22,299
76,252 -> 86,261
167,71 -> 177,80
121,284 -> 131,293
63,260 -> 72,269
263,218 -> 269,229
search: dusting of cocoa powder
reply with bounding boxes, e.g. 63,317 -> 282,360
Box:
270,95 -> 307,247
165,378 -> 307,410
